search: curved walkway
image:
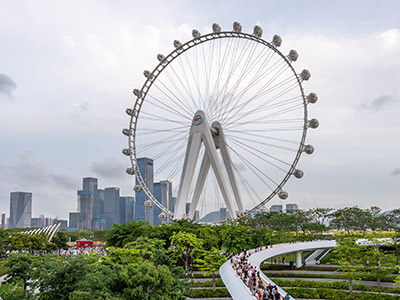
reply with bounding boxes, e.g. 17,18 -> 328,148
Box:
220,240 -> 337,300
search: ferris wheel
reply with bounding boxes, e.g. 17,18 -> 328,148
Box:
123,22 -> 318,221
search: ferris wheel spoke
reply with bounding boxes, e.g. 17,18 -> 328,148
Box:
209,38 -> 235,120
220,64 -> 293,124
227,136 -> 291,172
138,125 -> 189,135
181,48 -> 204,110
137,135 -> 186,153
211,37 -> 251,116
145,94 -> 192,121
153,138 -> 186,161
215,40 -> 261,119
227,143 -> 277,189
176,54 -> 199,111
226,133 -> 299,152
233,163 -> 262,207
224,130 -> 300,145
155,146 -> 186,177
140,112 -> 189,126
151,80 -> 194,116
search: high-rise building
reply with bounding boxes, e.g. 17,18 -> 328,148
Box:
270,204 -> 283,212
31,217 -> 42,228
286,203 -> 298,211
53,219 -> 68,230
153,180 -> 172,225
69,212 -> 79,229
119,196 -> 135,224
9,192 -> 32,228
219,207 -> 227,221
104,187 -> 120,228
1,213 -> 6,228
78,177 -> 98,230
193,210 -> 200,222
135,158 -> 154,225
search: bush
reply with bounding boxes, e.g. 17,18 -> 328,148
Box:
185,288 -> 230,298
286,287 -> 400,299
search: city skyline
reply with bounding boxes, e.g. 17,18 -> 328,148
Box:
0,1 -> 399,219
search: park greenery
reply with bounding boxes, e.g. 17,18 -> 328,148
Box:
0,206 -> 399,299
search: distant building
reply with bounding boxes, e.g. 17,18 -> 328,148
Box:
153,181 -> 172,225
53,219 -> 68,230
1,213 -> 6,228
193,210 -> 200,222
119,196 -> 135,224
270,204 -> 283,213
104,187 -> 120,229
286,203 -> 298,211
135,158 -> 154,225
200,208 -> 231,223
69,212 -> 79,229
9,192 -> 32,228
31,217 -> 42,228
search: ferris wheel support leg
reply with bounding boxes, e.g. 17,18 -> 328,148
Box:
174,132 -> 202,219
201,123 -> 237,220
188,152 -> 211,219
212,122 -> 244,213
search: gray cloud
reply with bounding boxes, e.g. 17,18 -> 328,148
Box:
390,168 -> 400,176
360,95 -> 397,112
0,73 -> 17,99
90,156 -> 127,179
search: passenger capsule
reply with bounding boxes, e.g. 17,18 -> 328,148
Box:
157,54 -> 165,62
288,50 -> 298,62
143,70 -> 153,80
304,145 -> 314,154
126,108 -> 134,116
253,25 -> 263,37
300,69 -> 311,81
134,185 -> 142,193
272,35 -> 282,47
308,119 -> 319,129
293,169 -> 304,179
173,40 -> 182,48
122,128 -> 130,136
233,22 -> 242,33
192,29 -> 201,38
126,167 -> 135,175
122,148 -> 130,156
159,212 -> 167,221
212,23 -> 221,33
133,89 -> 140,96
307,93 -> 318,104
279,191 -> 288,200
144,199 -> 154,208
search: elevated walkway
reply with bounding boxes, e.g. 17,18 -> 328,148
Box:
220,240 -> 337,300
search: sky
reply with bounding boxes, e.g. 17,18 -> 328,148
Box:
0,0 -> 399,220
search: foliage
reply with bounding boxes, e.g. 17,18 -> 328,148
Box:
4,253 -> 34,298
286,287 -> 400,299
124,236 -> 165,260
194,248 -> 226,291
169,231 -> 203,271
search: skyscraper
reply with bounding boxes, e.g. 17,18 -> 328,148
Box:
69,212 -> 79,229
104,187 -> 120,228
270,204 -> 283,212
119,196 -> 135,224
286,203 -> 298,211
135,158 -> 154,225
77,177 -> 98,230
153,180 -> 172,225
1,213 -> 6,228
9,192 -> 32,228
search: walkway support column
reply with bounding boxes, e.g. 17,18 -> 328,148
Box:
296,251 -> 302,268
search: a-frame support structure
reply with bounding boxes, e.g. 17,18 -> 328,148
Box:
174,110 -> 244,220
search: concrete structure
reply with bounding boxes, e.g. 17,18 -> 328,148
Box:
174,111 -> 243,220
135,158 -> 154,224
9,192 -> 32,228
270,204 -> 283,212
220,240 -> 337,300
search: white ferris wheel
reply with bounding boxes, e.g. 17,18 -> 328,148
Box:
123,22 -> 318,221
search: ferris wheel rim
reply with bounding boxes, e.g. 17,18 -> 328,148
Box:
127,29 -> 310,218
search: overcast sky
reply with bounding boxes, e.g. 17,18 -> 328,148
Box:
0,0 -> 399,220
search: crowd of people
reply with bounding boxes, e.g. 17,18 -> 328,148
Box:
57,245 -> 108,256
230,248 -> 291,300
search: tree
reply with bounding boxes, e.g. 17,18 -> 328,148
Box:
219,224 -> 252,254
169,231 -> 203,271
363,238 -> 393,288
387,209 -> 400,265
124,236 -> 165,260
332,237 -> 363,295
5,253 -> 34,298
195,248 -> 226,291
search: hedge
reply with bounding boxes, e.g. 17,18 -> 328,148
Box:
286,287 -> 400,299
185,288 -> 230,298
266,272 -> 397,282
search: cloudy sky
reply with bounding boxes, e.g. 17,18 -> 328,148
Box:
0,0 -> 399,220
